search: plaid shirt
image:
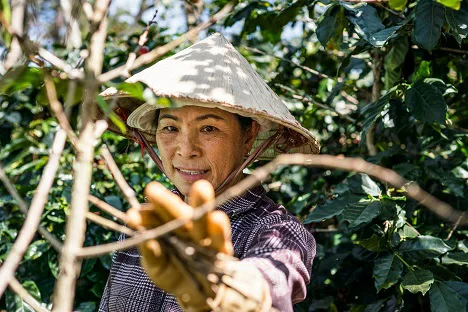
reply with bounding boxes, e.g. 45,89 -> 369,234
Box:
99,185 -> 316,311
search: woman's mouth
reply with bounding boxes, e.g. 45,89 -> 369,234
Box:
175,168 -> 209,182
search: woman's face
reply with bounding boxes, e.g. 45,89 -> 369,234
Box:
156,106 -> 259,196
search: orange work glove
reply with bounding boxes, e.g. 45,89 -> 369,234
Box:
126,180 -> 272,312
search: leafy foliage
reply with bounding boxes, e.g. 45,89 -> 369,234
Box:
1,0 -> 467,311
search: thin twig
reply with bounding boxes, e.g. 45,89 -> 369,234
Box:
446,212 -> 465,241
276,83 -> 357,123
8,277 -> 50,312
373,3 -> 405,19
0,10 -> 84,79
77,154 -> 466,259
44,74 -> 79,146
88,194 -> 128,223
98,1 -> 236,82
439,47 -> 468,55
243,46 -> 342,83
405,221 -> 421,236
86,212 -> 134,236
0,130 -> 67,297
100,146 -> 141,209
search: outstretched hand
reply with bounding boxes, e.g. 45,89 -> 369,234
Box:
126,180 -> 233,310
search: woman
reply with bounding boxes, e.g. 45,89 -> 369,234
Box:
97,33 -> 320,312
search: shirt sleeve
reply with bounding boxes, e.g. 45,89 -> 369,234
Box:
239,214 -> 316,312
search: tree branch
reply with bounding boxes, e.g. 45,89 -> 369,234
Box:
77,154 -> 466,259
0,130 -> 67,297
86,212 -> 135,236
52,0 -> 111,310
100,146 -> 141,209
98,1 -> 236,82
8,276 -> 50,312
2,0 -> 26,71
88,194 -> 128,223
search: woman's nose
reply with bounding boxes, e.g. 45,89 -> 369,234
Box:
176,132 -> 201,158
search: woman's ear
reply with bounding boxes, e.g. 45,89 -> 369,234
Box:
244,121 -> 260,151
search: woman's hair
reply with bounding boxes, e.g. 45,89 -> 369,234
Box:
237,115 -> 254,134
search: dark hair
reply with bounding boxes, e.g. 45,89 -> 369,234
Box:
236,115 -> 254,133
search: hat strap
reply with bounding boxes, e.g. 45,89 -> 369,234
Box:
215,128 -> 285,195
133,129 -> 168,177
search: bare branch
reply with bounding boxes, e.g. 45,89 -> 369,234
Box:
86,212 -> 135,236
77,154 -> 466,259
52,0 -> 111,309
2,0 -> 26,71
8,277 -> 50,312
100,146 -> 141,209
0,130 -> 67,297
88,194 -> 128,223
44,74 -> 79,146
446,212 -> 465,241
0,169 -> 62,252
243,46 -> 342,82
276,83 -> 357,123
98,1 -> 236,82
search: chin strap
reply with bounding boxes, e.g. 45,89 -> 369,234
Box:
214,128 -> 285,195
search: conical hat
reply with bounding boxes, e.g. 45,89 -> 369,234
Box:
97,33 -> 320,159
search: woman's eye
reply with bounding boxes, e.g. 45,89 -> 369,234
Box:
201,126 -> 216,132
163,126 -> 178,132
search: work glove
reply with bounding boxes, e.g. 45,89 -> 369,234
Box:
126,180 -> 273,312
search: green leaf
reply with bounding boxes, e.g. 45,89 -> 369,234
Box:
412,0 -> 445,51
442,252 -> 468,266
316,5 -> 346,48
405,81 -> 447,123
359,234 -> 387,252
343,4 -> 385,42
437,0 -> 461,10
412,60 -> 432,82
384,37 -> 409,89
104,195 -> 123,211
429,281 -> 468,312
427,167 -> 465,197
398,236 -> 452,262
303,196 -> 345,224
360,87 -> 397,146
369,26 -> 402,47
342,199 -> 381,228
374,252 -> 404,291
96,96 -> 127,134
0,0 -> 11,45
446,2 -> 468,45
24,240 -> 50,261
397,224 -> 420,239
349,174 -> 381,197
48,252 -> 59,279
21,280 -> 41,301
389,0 -> 408,11
393,163 -> 421,181
107,82 -> 146,101
0,67 -> 43,95
401,269 -> 434,295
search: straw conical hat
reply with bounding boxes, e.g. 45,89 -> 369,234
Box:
97,33 -> 320,159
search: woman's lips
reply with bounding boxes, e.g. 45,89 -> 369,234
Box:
175,168 -> 209,183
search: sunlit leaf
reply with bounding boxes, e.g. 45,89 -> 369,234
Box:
389,0 -> 408,11
398,236 -> 452,262
437,0 -> 461,10
342,199 -> 381,228
401,269 -> 434,295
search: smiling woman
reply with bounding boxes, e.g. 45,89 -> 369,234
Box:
155,107 -> 259,196
94,33 -> 320,312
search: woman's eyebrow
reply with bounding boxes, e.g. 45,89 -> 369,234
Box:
159,114 -> 179,121
195,114 -> 225,122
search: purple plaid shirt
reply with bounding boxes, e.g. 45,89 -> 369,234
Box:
99,185 -> 316,311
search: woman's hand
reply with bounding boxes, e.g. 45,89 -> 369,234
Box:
127,180 -> 268,311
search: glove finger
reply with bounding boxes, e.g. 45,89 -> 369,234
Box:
127,205 -> 162,230
139,239 -> 167,276
189,180 -> 214,244
144,182 -> 193,233
207,211 -> 233,256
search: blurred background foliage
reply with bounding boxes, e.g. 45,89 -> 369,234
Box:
0,0 -> 467,311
